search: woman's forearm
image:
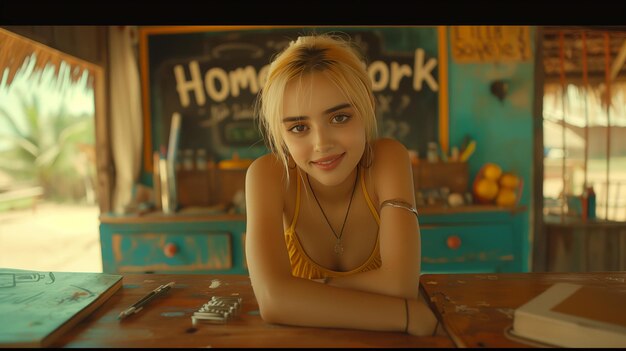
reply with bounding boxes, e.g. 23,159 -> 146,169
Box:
255,276 -> 437,336
326,267 -> 420,299
256,276 -> 408,332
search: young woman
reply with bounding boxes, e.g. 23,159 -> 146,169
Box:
245,33 -> 440,336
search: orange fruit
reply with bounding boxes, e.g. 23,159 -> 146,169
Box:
496,188 -> 517,206
500,173 -> 520,189
474,178 -> 499,202
483,163 -> 502,181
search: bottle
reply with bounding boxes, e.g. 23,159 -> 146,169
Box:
182,149 -> 194,170
581,188 -> 589,220
427,142 -> 439,163
587,186 -> 596,220
195,149 -> 207,170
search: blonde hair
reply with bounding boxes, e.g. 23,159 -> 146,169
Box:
256,33 -> 377,176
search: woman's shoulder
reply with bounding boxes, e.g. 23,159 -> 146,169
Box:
247,153 -> 285,178
369,138 -> 411,181
246,153 -> 293,191
371,138 -> 410,161
368,140 -> 414,203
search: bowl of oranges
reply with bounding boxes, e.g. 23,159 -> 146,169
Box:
472,163 -> 522,207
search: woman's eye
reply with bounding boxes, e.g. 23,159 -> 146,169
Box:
288,124 -> 308,133
332,114 -> 351,124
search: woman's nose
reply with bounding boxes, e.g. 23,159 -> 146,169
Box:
313,127 -> 335,153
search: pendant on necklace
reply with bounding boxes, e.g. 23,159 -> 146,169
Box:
334,239 -> 344,255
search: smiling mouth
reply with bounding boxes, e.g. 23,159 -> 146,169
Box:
310,153 -> 345,170
312,153 -> 344,165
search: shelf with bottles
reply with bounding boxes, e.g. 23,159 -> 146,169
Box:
173,151 -> 252,215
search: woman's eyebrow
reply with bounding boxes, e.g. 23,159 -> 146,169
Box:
282,116 -> 308,123
282,103 -> 351,123
323,103 -> 351,114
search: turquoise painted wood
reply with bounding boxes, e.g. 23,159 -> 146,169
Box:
100,208 -> 526,275
100,218 -> 247,274
445,27 -> 535,272
419,209 -> 527,274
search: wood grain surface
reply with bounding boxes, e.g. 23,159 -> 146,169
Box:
420,271 -> 626,348
53,274 -> 454,348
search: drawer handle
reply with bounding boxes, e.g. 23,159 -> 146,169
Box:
164,243 -> 179,257
446,235 -> 462,250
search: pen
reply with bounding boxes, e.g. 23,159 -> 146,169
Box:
118,282 -> 175,320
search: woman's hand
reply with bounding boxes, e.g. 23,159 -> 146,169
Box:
406,294 -> 441,336
433,321 -> 447,336
323,276 -> 443,336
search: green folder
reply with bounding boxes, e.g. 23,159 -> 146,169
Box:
0,268 -> 122,347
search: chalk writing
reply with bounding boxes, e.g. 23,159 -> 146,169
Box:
173,48 -> 437,108
141,27 -> 443,172
451,26 -> 531,63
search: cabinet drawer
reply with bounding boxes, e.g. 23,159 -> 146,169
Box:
421,224 -> 515,272
111,232 -> 232,273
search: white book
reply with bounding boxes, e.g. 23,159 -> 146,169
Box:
510,282 -> 626,348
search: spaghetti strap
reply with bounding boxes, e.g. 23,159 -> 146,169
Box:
288,170 -> 301,232
361,168 -> 381,224
284,166 -> 383,279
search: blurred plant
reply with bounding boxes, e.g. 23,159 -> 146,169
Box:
0,91 -> 95,202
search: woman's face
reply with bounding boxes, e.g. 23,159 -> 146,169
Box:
281,72 -> 366,187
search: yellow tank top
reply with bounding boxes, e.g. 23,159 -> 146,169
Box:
284,169 -> 382,279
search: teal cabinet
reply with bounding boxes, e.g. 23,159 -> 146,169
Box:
100,206 -> 528,275
419,207 -> 528,274
99,215 -> 248,274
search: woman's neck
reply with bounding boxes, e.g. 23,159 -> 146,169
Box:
304,167 -> 359,203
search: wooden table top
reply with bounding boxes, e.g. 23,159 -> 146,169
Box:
53,274 -> 454,348
420,271 -> 626,348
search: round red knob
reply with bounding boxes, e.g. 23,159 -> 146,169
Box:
164,243 -> 178,257
446,235 -> 461,250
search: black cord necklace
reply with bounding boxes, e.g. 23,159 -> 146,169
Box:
306,167 -> 359,255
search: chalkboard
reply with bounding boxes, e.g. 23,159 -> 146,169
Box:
138,26 -> 448,177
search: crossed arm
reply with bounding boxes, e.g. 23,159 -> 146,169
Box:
244,139 -> 438,335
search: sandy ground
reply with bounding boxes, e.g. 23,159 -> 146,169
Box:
0,202 -> 102,272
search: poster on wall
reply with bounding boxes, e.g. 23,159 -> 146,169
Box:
138,26 -> 448,178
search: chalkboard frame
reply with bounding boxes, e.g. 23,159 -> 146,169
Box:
138,26 -> 449,175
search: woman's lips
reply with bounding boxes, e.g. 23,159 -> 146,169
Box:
311,153 -> 345,171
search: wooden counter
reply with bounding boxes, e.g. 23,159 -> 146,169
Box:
420,271 -> 626,348
53,274 -> 454,348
